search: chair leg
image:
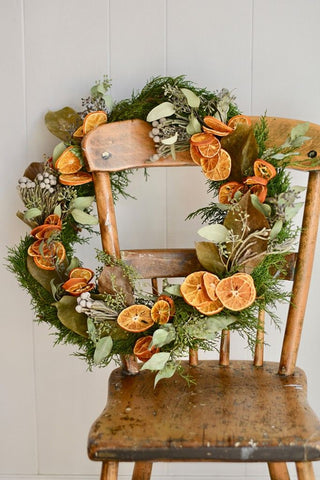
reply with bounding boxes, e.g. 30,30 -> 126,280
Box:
268,462 -> 290,480
132,461 -> 153,480
100,461 -> 119,480
296,462 -> 315,480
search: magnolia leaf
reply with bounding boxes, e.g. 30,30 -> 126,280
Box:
270,219 -> 283,241
221,124 -> 258,182
146,102 -> 175,122
141,352 -> 170,371
290,122 -> 310,140
66,256 -> 80,275
53,295 -> 88,337
98,265 -> 134,306
23,162 -> 44,181
27,255 -> 61,292
181,88 -> 200,108
52,142 -> 66,164
195,241 -> 226,275
94,336 -> 113,364
71,208 -> 98,225
69,196 -> 95,211
45,107 -> 82,142
50,278 -> 58,300
53,204 -> 62,217
163,283 -> 183,297
151,324 -> 176,348
198,224 -> 229,243
186,113 -> 202,135
161,132 -> 178,145
87,318 -> 97,343
154,363 -> 177,387
250,194 -> 271,217
284,202 -> 304,221
24,208 -> 42,220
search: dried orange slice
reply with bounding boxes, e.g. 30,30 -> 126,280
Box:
249,184 -> 268,203
44,214 -> 62,227
201,149 -> 231,181
30,224 -> 61,239
227,115 -> 251,129
69,267 -> 94,282
244,175 -> 268,186
62,277 -> 94,296
133,336 -> 159,362
83,111 -> 107,134
28,240 -> 42,257
73,124 -> 84,138
34,256 -> 56,271
190,132 -> 215,146
59,172 -> 93,186
180,271 -> 211,307
198,136 -> 221,158
190,143 -> 203,165
117,305 -> 154,332
151,299 -> 171,325
196,300 -> 223,316
158,295 -> 175,317
253,159 -> 276,181
216,273 -> 256,311
203,116 -> 233,136
202,272 -> 221,301
55,146 -> 82,174
218,181 -> 243,204
33,241 -> 66,270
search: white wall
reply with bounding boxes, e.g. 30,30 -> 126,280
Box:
1,0 -> 320,479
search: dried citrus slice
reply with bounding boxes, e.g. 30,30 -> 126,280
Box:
30,224 -> 61,239
33,241 -> 66,270
253,159 -> 276,181
196,299 -> 224,316
28,240 -> 42,257
244,175 -> 268,186
151,299 -> 171,325
69,267 -> 94,282
44,214 -> 62,227
180,271 -> 211,307
190,143 -> 203,165
55,146 -> 82,174
158,295 -> 175,317
216,273 -> 256,311
117,305 -> 154,332
201,148 -> 231,181
198,136 -> 221,158
62,277 -> 94,296
218,181 -> 243,204
34,255 -> 56,271
249,184 -> 268,203
73,124 -> 84,138
133,336 -> 159,362
227,115 -> 251,129
83,111 -> 107,134
59,172 -> 93,186
190,132 -> 215,146
203,116 -> 233,136
202,272 -> 221,301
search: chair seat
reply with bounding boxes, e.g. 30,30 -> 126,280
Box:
88,360 -> 320,463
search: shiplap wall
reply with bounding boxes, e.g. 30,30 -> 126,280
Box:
1,0 -> 320,479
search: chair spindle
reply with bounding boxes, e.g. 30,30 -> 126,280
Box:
219,329 -> 230,366
254,309 -> 265,367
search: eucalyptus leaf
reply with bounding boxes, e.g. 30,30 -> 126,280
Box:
141,352 -> 170,371
151,324 -> 176,348
24,208 -> 42,220
186,113 -> 202,135
284,202 -> 303,221
186,314 -> 236,340
94,336 -> 113,364
103,94 -> 113,111
45,107 -> 82,142
154,363 -> 176,387
52,142 -> 66,164
163,284 -> 183,297
50,278 -> 57,300
198,224 -> 229,243
146,102 -> 175,122
87,318 -> 97,342
69,196 -> 95,211
53,204 -> 62,217
71,208 -> 99,225
161,133 -> 178,145
290,122 -> 310,140
270,219 -> 283,240
181,88 -> 200,108
53,295 -> 88,337
272,151 -> 299,161
195,241 -> 226,275
66,256 -> 80,275
250,194 -> 271,217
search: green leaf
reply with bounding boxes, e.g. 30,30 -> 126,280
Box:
45,107 -> 82,142
186,113 -> 202,135
53,295 -> 88,337
87,318 -> 97,342
163,283 -> 183,297
69,196 -> 95,211
24,208 -> 42,220
93,336 -> 113,364
154,363 -> 177,387
50,278 -> 57,300
180,88 -> 200,108
195,241 -> 226,275
53,204 -> 62,217
71,208 -> 99,225
284,202 -> 303,221
270,219 -> 283,240
198,224 -> 229,243
170,144 -> 176,160
52,142 -> 66,164
141,352 -> 170,371
151,324 -> 176,348
103,93 -> 113,111
186,314 -> 236,340
146,102 -> 175,122
161,132 -> 178,145
27,255 -> 62,292
290,122 -> 310,140
250,194 -> 271,217
66,256 -> 80,275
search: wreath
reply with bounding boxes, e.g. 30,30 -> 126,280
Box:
8,76 -> 316,386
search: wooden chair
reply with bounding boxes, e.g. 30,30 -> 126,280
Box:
83,117 -> 320,480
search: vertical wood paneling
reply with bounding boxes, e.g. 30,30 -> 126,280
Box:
0,0 -> 37,474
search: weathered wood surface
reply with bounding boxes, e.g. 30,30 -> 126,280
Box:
82,117 -> 320,173
88,361 -> 320,463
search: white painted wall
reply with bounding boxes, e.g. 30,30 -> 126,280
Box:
1,0 -> 320,479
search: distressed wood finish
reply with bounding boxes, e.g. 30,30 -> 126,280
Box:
296,461 -> 316,479
132,461 -> 153,480
219,330 -> 230,366
100,461 -> 118,480
88,361 -> 320,463
268,462 -> 290,480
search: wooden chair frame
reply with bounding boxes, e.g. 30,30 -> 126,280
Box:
83,117 -> 320,480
